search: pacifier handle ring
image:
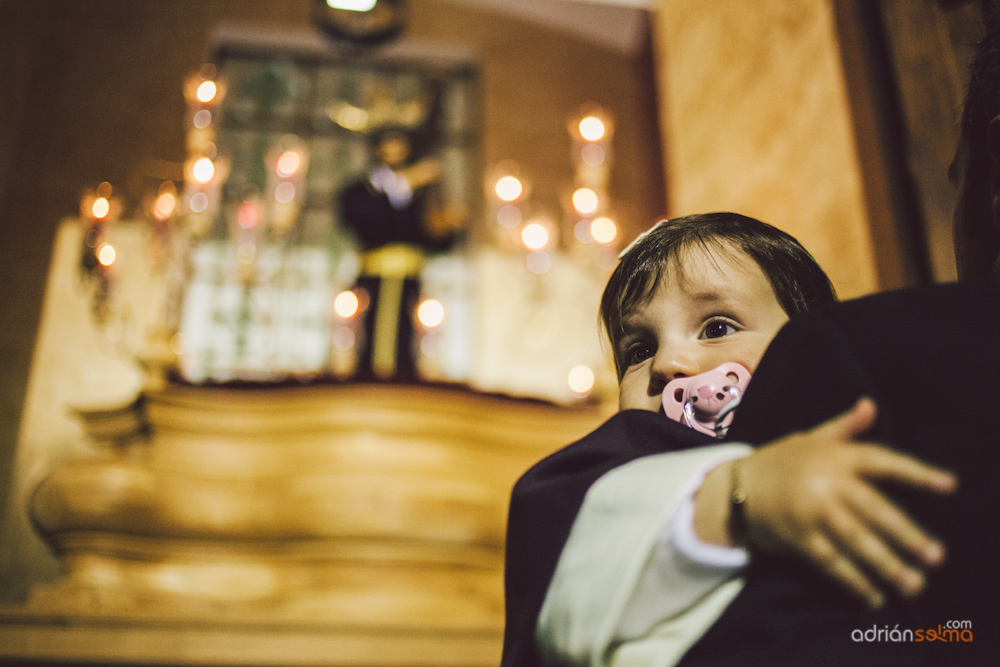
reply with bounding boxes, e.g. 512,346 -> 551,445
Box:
712,386 -> 744,439
682,400 -> 698,430
715,386 -> 743,423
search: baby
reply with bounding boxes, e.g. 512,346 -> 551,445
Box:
504,213 -> 955,667
602,211 -> 833,413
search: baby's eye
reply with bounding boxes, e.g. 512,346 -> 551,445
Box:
624,343 -> 654,366
701,320 -> 737,340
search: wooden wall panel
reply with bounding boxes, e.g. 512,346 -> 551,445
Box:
653,0 -> 880,298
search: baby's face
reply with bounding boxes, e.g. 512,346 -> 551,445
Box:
616,245 -> 789,413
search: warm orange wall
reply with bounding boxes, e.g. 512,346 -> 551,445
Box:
653,0 -> 879,299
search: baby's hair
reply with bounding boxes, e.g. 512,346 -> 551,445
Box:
600,212 -> 837,376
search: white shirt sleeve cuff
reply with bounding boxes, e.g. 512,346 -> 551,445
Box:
668,449 -> 751,569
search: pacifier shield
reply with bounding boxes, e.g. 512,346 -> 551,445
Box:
662,362 -> 752,437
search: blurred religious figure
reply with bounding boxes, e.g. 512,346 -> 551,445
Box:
336,87 -> 465,380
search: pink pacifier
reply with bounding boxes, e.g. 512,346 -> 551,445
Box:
662,362 -> 752,438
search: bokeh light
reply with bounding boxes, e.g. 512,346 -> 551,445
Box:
91,197 -> 110,219
526,250 -> 552,275
237,202 -> 261,229
170,333 -> 188,356
497,204 -> 522,229
274,182 -> 296,204
495,176 -> 523,202
581,144 -> 605,166
572,188 -> 599,215
417,299 -> 445,328
579,116 -> 605,141
568,365 -> 596,395
575,219 -> 594,244
327,0 -> 378,11
334,105 -> 369,131
420,332 -> 443,358
153,192 -> 176,221
334,290 -> 360,318
192,157 -> 215,184
332,326 -> 355,351
189,192 -> 209,213
196,80 -> 217,104
276,151 -> 301,177
591,217 -> 617,244
521,223 -> 549,250
193,109 -> 212,129
97,243 -> 116,267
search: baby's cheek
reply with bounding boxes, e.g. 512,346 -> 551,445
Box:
617,375 -> 658,412
743,336 -> 778,373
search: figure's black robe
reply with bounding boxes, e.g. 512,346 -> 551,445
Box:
337,176 -> 454,380
339,177 -> 453,253
501,278 -> 999,667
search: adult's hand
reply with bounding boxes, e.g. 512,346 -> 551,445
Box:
736,398 -> 957,608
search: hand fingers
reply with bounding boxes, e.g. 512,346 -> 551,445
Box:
805,530 -> 885,609
852,444 -> 958,494
820,397 -> 878,441
825,500 -> 928,599
844,481 -> 946,568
